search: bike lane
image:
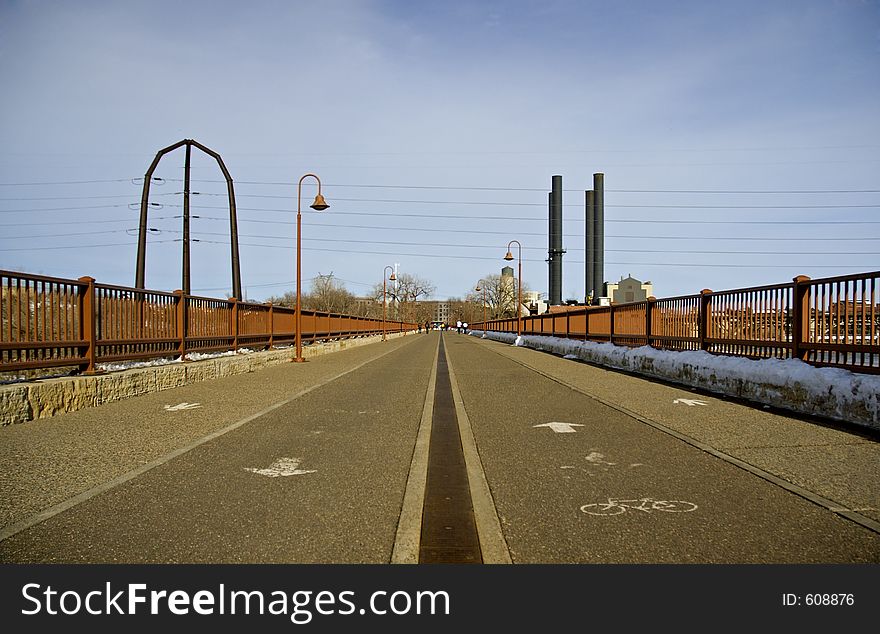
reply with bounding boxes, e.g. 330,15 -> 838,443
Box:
0,334 -> 439,563
443,334 -> 879,563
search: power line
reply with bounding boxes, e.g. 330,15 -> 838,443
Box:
153,229 -> 876,256
0,216 -> 177,227
0,204 -> 134,213
181,215 -> 880,240
1,201 -> 877,226
4,211 -> 877,240
0,194 -> 141,201
181,204 -> 880,224
0,178 -> 133,186
190,239 -> 874,268
186,191 -> 880,209
163,177 -> 880,194
3,173 -> 865,196
0,239 -> 175,252
0,229 -> 133,239
4,216 -> 876,242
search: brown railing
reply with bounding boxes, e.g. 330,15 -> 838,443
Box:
475,271 -> 880,374
1,270 -> 415,375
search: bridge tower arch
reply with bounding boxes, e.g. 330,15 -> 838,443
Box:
134,139 -> 242,299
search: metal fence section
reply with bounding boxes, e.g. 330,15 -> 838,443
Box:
475,271 -> 880,374
801,272 -> 878,372
1,271 -> 87,371
1,269 -> 415,375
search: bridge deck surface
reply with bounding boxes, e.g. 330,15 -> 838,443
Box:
0,332 -> 877,563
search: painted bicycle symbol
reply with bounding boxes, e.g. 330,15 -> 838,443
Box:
580,497 -> 698,516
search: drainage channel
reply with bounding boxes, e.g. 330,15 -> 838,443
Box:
419,335 -> 483,563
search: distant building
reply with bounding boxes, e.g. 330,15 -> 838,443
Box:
522,290 -> 548,315
605,275 -> 653,304
501,266 -> 515,290
417,300 -> 451,325
501,266 -> 530,316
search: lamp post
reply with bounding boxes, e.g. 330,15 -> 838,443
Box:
383,265 -> 396,341
504,240 -> 522,337
294,173 -> 329,363
475,283 -> 487,326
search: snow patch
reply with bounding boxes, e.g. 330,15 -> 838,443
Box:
97,347 -> 257,373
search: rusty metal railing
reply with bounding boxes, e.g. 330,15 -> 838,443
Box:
474,271 -> 880,374
1,269 -> 416,375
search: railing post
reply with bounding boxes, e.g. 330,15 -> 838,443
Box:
584,308 -> 590,342
699,289 -> 712,351
609,303 -> 615,343
646,296 -> 656,348
174,289 -> 187,360
792,275 -> 811,361
77,276 -> 98,375
566,310 -> 570,339
267,301 -> 274,350
230,297 -> 239,352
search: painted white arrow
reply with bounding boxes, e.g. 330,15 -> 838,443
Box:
673,398 -> 708,407
244,457 -> 317,478
533,422 -> 585,433
164,402 -> 202,411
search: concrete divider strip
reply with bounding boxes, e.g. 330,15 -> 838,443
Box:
445,342 -> 513,564
391,336 -> 440,564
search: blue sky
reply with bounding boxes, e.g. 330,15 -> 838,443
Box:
1,0 -> 878,302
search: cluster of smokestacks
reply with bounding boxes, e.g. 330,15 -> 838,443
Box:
546,173 -> 604,306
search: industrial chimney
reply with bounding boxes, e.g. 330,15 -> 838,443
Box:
548,175 -> 565,306
593,173 -> 604,301
585,172 -> 605,304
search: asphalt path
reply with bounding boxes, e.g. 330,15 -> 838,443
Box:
0,333 -> 437,563
443,334 -> 879,563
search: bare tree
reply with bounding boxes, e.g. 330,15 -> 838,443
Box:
265,290 -> 295,307
469,273 -> 530,319
371,272 -> 435,322
266,273 -> 356,314
446,297 -> 483,325
303,273 -> 356,313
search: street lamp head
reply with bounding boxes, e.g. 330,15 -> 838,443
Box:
389,272 -> 397,281
475,285 -> 481,292
310,193 -> 330,211
503,251 -> 514,261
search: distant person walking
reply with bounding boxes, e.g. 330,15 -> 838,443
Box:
456,320 -> 462,334
424,321 -> 430,333
463,322 -> 468,334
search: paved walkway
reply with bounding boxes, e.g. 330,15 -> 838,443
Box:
0,332 -> 876,563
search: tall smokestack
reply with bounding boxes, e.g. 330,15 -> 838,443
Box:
585,189 -> 595,303
548,174 -> 564,306
593,173 -> 604,300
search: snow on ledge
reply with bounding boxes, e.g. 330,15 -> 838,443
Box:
469,330 -> 880,431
